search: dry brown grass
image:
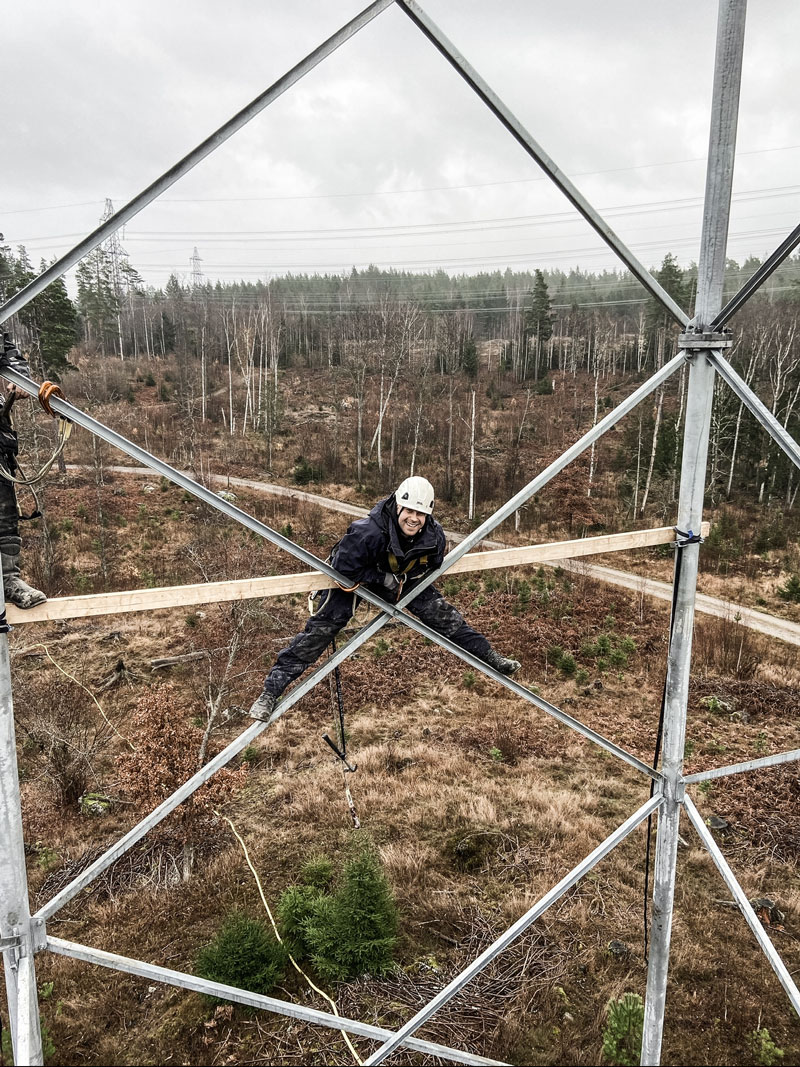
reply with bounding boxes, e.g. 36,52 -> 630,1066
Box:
4,490 -> 799,1066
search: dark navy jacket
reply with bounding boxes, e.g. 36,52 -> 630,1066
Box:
331,495 -> 445,590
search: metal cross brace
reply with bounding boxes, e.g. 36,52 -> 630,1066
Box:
27,348 -> 671,918
46,937 -> 507,1067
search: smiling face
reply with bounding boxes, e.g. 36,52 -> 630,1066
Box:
397,506 -> 426,538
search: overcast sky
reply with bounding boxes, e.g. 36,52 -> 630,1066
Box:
5,1 -> 799,296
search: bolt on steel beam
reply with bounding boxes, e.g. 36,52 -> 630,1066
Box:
46,938 -> 506,1067
364,794 -> 663,1066
684,796 -> 800,1015
393,0 -> 690,328
0,0 -> 394,327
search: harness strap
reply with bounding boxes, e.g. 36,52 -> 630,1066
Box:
387,550 -> 428,576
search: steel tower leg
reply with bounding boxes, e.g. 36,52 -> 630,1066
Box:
0,615 -> 44,1065
641,2 -> 747,1063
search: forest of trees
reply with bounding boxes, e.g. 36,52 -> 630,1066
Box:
1,237 -> 799,520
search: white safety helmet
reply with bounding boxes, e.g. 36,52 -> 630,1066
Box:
395,476 -> 435,515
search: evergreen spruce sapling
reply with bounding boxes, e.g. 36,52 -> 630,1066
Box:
195,911 -> 286,1002
297,845 -> 398,981
601,992 -> 644,1066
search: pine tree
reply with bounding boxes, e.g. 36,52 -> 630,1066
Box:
285,843 -> 398,981
76,248 -> 119,353
3,247 -> 78,378
461,335 -> 478,378
524,269 -> 553,377
645,252 -> 689,351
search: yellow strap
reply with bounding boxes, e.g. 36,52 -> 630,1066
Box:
387,551 -> 427,576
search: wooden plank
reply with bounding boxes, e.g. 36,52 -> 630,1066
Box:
6,523 -> 708,626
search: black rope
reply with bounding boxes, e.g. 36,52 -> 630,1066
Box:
321,636 -> 356,773
643,527 -> 703,962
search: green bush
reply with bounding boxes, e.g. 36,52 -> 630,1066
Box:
277,885 -> 324,957
602,992 -> 644,1066
559,652 -> 577,676
293,455 -> 322,485
279,845 -> 397,982
778,573 -> 800,602
749,1027 -> 785,1066
195,912 -> 286,1002
300,855 -> 335,890
754,514 -> 788,554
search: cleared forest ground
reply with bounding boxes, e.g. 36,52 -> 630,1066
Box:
6,472 -> 799,1067
3,351 -> 799,1066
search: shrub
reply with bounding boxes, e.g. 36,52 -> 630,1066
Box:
778,573 -> 800,602
293,456 -> 320,485
754,514 -> 788,554
280,845 -> 398,982
749,1027 -> 785,1066
300,855 -> 334,890
195,912 -> 286,1002
559,652 -> 577,676
602,992 -> 644,1066
277,885 -> 324,957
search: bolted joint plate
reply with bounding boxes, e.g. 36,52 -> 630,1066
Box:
678,330 -> 734,351
31,917 -> 48,954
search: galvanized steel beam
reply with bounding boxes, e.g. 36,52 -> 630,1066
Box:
364,794 -> 663,1066
711,222 -> 800,329
707,350 -> 800,473
683,748 -> 800,784
393,351 -> 686,609
46,937 -> 507,1067
642,3 -> 747,1063
0,626 -> 44,1065
683,796 -> 800,1015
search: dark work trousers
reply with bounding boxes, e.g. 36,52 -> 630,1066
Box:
263,582 -> 492,698
0,449 -> 20,550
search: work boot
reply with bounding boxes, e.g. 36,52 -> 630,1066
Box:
484,648 -> 521,676
1,548 -> 46,609
249,689 -> 279,722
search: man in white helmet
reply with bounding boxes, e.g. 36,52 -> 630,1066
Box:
250,475 -> 520,720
